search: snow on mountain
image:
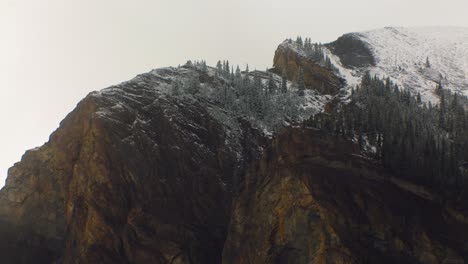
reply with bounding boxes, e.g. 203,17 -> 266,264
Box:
94,65 -> 328,139
325,26 -> 468,103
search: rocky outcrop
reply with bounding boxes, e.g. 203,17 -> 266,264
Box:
271,41 -> 344,95
1,42 -> 467,264
326,33 -> 376,69
0,68 -> 267,263
223,127 -> 468,264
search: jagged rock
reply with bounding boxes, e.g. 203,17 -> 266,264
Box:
1,27 -> 468,264
0,68 -> 267,263
326,33 -> 376,69
271,41 -> 345,95
223,128 -> 468,264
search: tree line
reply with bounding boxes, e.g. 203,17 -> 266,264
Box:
171,60 -> 311,131
287,36 -> 338,73
307,72 -> 468,199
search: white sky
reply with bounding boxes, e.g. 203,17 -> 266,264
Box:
1,0 -> 468,187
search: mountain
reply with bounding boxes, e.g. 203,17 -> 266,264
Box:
0,27 -> 467,263
275,26 -> 468,103
223,127 -> 468,264
0,67 -> 269,263
329,26 -> 468,102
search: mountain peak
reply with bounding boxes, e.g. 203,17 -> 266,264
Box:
323,26 -> 468,102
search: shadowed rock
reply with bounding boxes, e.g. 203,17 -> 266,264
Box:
0,69 -> 267,264
326,33 -> 376,69
223,128 -> 468,264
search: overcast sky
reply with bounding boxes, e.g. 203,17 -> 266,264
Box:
1,0 -> 468,186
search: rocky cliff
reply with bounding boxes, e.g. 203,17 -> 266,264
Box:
223,127 -> 468,264
1,29 -> 468,263
0,67 -> 267,263
271,40 -> 345,95
326,33 -> 376,68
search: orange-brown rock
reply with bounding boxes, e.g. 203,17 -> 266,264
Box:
0,69 -> 267,264
1,67 -> 467,264
223,127 -> 468,264
271,41 -> 345,95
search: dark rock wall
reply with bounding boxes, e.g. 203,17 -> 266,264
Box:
0,73 -> 266,264
326,33 -> 376,69
223,128 -> 468,264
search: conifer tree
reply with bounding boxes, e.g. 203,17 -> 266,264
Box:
267,74 -> 277,95
297,68 -> 306,96
281,70 -> 288,93
296,36 -> 303,48
225,60 -> 230,76
185,75 -> 201,95
216,61 -> 223,75
425,56 -> 431,68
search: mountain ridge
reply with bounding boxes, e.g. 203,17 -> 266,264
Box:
325,26 -> 468,102
0,27 -> 467,263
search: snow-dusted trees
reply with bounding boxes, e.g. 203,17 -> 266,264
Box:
200,60 -> 208,72
281,70 -> 288,93
216,61 -> 223,75
212,83 -> 236,108
210,63 -> 304,130
184,75 -> 201,94
297,68 -> 306,96
224,60 -> 230,76
171,79 -> 182,96
173,59 -> 306,130
293,36 -> 338,73
307,73 -> 468,195
267,74 -> 277,95
296,36 -> 303,48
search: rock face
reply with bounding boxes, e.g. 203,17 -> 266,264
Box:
0,68 -> 267,263
326,33 -> 376,69
271,41 -> 345,95
223,128 -> 468,264
1,33 -> 468,263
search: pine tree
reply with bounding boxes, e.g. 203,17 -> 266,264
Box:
171,80 -> 182,96
297,68 -> 306,96
281,70 -> 288,93
267,74 -> 277,95
425,56 -> 431,68
417,92 -> 422,104
185,75 -> 201,95
235,65 -> 242,78
439,90 -> 446,129
225,60 -> 230,76
216,61 -> 223,75
296,36 -> 303,48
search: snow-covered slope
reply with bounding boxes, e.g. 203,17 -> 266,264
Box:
326,26 -> 468,102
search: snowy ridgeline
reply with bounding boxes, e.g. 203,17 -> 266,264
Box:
331,27 -> 468,103
92,62 -> 332,136
289,27 -> 468,104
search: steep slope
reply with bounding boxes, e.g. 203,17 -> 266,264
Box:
1,27 -> 467,264
326,26 -> 468,102
271,40 -> 345,95
223,127 -> 468,264
0,66 -> 268,263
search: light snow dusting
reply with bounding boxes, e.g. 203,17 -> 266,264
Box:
326,26 -> 468,103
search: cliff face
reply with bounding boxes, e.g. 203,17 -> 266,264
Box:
325,33 -> 376,69
271,41 -> 345,95
0,68 -> 267,263
223,128 -> 468,264
1,37 -> 468,263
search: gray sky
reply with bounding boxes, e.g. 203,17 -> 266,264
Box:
1,0 -> 468,186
